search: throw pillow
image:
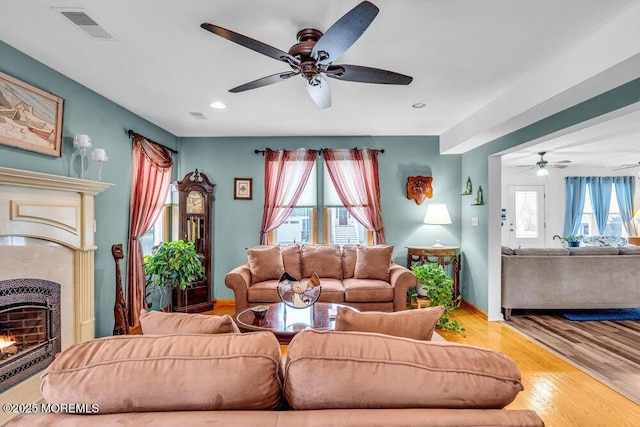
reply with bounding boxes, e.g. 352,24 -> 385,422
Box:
247,245 -> 285,284
334,305 -> 445,340
139,310 -> 240,335
353,244 -> 394,281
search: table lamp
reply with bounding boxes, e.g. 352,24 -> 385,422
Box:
423,202 -> 452,247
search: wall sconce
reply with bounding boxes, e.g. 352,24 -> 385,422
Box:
91,148 -> 109,181
73,134 -> 92,179
423,202 -> 452,247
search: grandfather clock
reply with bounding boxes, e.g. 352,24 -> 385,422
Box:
173,169 -> 214,312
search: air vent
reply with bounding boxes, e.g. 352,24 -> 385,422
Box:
189,112 -> 208,120
54,8 -> 115,40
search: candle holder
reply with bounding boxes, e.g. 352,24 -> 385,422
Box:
73,134 -> 92,179
91,148 -> 109,181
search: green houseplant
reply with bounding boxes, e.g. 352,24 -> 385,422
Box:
144,240 -> 205,311
553,234 -> 582,247
411,263 -> 465,335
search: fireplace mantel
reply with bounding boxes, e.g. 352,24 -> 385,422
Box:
0,166 -> 112,342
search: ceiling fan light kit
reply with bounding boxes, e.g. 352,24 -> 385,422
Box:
200,1 -> 412,109
517,151 -> 571,177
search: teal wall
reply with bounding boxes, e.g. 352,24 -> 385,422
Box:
2,41 -> 462,336
0,42 -> 179,337
461,77 -> 640,313
178,136 -> 461,301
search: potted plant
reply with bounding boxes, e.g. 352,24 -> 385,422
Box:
144,240 -> 205,312
411,263 -> 465,335
553,234 -> 582,247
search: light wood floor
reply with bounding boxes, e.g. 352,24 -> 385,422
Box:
213,304 -> 640,426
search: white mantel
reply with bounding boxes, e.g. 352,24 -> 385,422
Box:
0,166 -> 112,343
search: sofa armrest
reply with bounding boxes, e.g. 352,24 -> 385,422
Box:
389,264 -> 417,311
224,263 -> 252,312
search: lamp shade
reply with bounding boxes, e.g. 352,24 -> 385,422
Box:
423,203 -> 452,225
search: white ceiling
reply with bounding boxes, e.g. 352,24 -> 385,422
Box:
1,0 -> 640,164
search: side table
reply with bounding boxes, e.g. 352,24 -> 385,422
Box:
406,246 -> 461,300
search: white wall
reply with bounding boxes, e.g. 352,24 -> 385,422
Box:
501,165 -> 639,247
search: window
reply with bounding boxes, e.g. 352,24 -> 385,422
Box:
141,184 -> 176,256
270,161 -> 371,245
580,191 -> 627,238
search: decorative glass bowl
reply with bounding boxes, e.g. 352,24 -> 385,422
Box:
277,272 -> 321,308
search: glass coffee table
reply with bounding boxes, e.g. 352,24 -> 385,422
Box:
233,302 -> 347,344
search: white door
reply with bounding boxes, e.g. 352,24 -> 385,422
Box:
507,185 -> 545,248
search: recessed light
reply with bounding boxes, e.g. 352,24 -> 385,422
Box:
210,101 -> 226,109
412,101 -> 427,109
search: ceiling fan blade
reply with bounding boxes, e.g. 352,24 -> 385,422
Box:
311,1 -> 379,66
611,164 -> 640,171
552,160 -> 571,164
517,166 -> 536,173
306,76 -> 331,109
201,23 -> 297,64
229,71 -> 299,93
325,64 -> 412,85
548,164 -> 569,169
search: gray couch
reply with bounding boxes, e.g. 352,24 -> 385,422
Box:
501,245 -> 640,319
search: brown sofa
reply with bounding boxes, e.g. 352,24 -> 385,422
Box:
9,330 -> 544,426
225,244 -> 417,313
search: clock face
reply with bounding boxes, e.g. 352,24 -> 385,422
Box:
186,191 -> 204,214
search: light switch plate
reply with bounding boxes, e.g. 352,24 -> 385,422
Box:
472,217 -> 479,227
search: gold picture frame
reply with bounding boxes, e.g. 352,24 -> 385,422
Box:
234,178 -> 252,200
0,71 -> 64,157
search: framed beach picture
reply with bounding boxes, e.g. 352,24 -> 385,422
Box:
234,178 -> 252,200
0,71 -> 64,157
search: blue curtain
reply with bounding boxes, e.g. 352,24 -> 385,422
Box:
613,176 -> 637,236
564,177 -> 587,235
587,177 -> 613,234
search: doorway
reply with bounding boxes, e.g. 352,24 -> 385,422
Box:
507,185 -> 546,248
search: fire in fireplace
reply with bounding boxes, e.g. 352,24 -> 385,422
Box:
0,279 -> 60,394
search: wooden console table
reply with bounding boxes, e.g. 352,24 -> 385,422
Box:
406,246 -> 461,299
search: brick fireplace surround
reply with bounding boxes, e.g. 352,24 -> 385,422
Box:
0,167 -> 110,424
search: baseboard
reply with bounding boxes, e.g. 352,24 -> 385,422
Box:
460,299 -> 488,320
212,299 -> 235,308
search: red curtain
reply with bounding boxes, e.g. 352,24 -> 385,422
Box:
260,148 -> 318,244
322,148 -> 385,243
126,135 -> 173,327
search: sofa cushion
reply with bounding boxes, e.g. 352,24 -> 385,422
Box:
569,246 -> 619,256
513,248 -> 570,256
280,244 -> 302,280
343,278 -> 394,302
247,279 -> 281,303
342,244 -> 358,279
335,306 -> 444,340
139,310 -> 240,335
618,245 -> 640,255
284,330 -> 523,410
501,246 -> 514,255
41,333 -> 284,413
315,278 -> 345,303
301,244 -> 343,279
248,246 -> 284,284
354,245 -> 394,281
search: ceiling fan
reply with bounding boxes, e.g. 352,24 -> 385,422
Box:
612,161 -> 640,171
200,1 -> 412,109
517,151 -> 571,177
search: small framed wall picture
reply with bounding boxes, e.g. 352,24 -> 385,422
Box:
234,178 -> 252,200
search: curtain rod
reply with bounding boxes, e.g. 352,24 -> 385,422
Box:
128,130 -> 178,155
254,148 -> 385,156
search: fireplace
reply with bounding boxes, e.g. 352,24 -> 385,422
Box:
0,278 -> 61,394
0,167 -> 110,414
